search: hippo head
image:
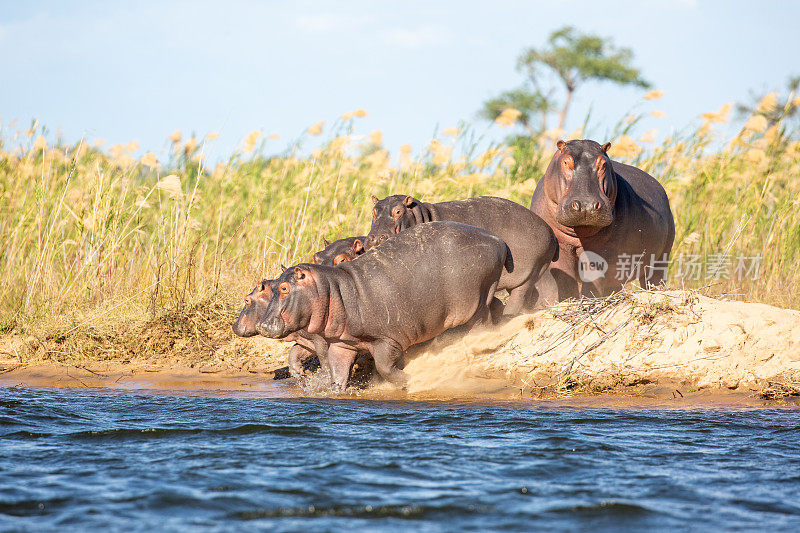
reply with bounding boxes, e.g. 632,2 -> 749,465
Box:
365,194 -> 420,249
312,237 -> 366,266
546,139 -> 617,232
331,239 -> 365,265
232,279 -> 276,337
256,265 -> 322,339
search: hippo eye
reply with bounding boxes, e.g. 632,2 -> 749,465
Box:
392,206 -> 403,217
279,282 -> 290,295
561,154 -> 574,173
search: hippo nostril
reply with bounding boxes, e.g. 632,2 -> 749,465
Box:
379,235 -> 387,243
571,201 -> 581,212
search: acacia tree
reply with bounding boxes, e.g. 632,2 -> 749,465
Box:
479,88 -> 554,135
483,26 -> 650,134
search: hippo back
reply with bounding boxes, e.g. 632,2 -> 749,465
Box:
611,161 -> 675,253
431,196 -> 557,289
338,221 -> 507,345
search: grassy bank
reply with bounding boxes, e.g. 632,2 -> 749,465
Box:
1,94 -> 799,365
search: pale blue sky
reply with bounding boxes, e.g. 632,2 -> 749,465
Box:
1,0 -> 798,159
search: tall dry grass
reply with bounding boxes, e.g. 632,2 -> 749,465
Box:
1,93 -> 799,345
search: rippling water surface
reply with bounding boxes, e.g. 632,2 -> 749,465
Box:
2,386 -> 800,531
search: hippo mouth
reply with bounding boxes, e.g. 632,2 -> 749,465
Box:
556,204 -> 614,230
256,316 -> 292,339
231,320 -> 258,338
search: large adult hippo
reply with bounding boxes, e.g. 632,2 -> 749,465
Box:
232,278 -> 321,378
365,195 -> 557,314
530,139 -> 675,298
256,222 -> 509,391
312,236 -> 366,266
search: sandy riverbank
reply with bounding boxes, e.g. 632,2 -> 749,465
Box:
0,363 -> 795,408
2,289 -> 799,406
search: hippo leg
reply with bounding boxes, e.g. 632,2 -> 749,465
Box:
308,333 -> 330,373
505,279 -> 540,316
489,297 -> 505,323
327,343 -> 359,391
550,268 -> 579,300
580,278 -> 609,298
287,343 -> 314,379
534,269 -> 560,308
372,340 -> 408,389
464,304 -> 493,334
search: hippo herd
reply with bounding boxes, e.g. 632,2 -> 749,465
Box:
232,139 -> 675,391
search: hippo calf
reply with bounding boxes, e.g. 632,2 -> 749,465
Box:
257,222 -> 509,390
365,195 -> 557,314
312,236 -> 366,266
530,139 -> 675,298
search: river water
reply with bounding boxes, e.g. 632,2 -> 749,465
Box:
2,385 -> 799,531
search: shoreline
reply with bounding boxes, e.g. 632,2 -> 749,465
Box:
3,289 -> 800,409
2,362 -> 798,409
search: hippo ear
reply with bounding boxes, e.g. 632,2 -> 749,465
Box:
556,140 -> 566,152
280,263 -> 287,271
352,239 -> 364,254
371,195 -> 379,205
323,237 -> 330,247
602,142 -> 611,154
294,267 -> 313,283
403,195 -> 415,207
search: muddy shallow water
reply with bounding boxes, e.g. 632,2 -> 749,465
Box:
2,384 -> 800,530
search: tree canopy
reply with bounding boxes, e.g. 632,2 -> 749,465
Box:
482,26 -> 650,135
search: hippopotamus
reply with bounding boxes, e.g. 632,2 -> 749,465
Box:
312,236 -> 366,266
530,139 -> 675,298
256,222 -> 509,390
365,195 -> 557,314
232,279 -> 322,378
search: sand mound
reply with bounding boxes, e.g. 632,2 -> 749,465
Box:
404,290 -> 800,396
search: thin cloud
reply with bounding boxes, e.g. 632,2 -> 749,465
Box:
295,14 -> 372,33
383,25 -> 455,49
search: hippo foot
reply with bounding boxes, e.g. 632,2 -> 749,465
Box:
272,366 -> 291,380
302,355 -> 321,373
